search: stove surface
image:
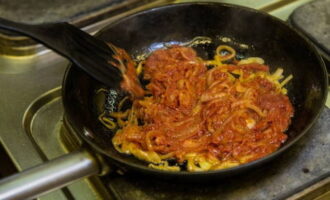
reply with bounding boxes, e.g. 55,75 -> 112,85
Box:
0,0 -> 329,200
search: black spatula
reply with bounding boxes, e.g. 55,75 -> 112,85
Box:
0,18 -> 122,88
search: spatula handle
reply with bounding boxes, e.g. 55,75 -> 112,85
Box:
0,18 -> 76,57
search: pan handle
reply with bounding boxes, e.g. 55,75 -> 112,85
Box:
0,149 -> 100,200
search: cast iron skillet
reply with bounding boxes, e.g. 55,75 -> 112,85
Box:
0,2 -> 328,200
63,2 -> 327,179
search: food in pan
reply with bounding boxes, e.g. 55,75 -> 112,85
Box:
99,44 -> 294,172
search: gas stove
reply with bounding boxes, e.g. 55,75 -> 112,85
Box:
0,0 -> 329,199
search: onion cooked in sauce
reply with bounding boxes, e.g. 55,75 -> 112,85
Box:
101,45 -> 294,172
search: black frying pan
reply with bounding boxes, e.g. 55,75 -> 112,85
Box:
63,2 -> 328,178
0,2 -> 328,200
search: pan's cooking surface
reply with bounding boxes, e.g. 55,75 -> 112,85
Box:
0,0 -> 329,200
